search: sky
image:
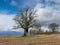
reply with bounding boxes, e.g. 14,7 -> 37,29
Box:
0,0 -> 60,31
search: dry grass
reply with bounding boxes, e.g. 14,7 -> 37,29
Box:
0,34 -> 60,45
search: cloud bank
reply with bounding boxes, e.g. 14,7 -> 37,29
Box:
0,14 -> 15,31
35,0 -> 60,26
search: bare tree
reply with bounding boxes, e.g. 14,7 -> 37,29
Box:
48,23 -> 59,32
13,7 -> 41,36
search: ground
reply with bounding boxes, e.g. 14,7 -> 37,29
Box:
0,34 -> 60,45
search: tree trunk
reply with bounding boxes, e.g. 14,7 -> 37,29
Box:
24,28 -> 28,36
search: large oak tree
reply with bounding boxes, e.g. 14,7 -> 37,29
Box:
13,7 -> 41,36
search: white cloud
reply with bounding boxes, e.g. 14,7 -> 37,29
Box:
0,14 -> 15,31
10,0 -> 17,6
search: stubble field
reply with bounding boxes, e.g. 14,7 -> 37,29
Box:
0,34 -> 60,45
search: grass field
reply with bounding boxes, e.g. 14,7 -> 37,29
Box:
0,34 -> 60,45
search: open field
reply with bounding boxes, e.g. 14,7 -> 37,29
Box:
0,34 -> 60,45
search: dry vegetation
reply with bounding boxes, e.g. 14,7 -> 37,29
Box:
0,34 -> 60,45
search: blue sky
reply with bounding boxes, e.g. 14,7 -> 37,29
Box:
0,0 -> 59,14
0,0 -> 46,14
0,0 -> 19,14
0,0 -> 60,31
